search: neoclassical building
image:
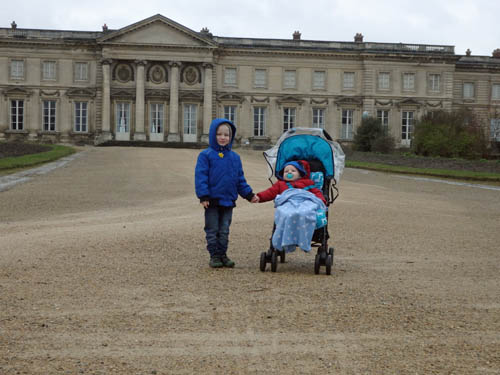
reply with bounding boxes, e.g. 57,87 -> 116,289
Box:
1,14 -> 500,146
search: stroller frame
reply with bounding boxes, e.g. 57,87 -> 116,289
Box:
258,128 -> 343,275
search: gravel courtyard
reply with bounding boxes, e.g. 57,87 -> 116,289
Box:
0,146 -> 499,374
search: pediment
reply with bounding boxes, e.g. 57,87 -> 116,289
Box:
276,95 -> 304,105
110,89 -> 135,98
3,87 -> 32,96
218,93 -> 245,103
334,96 -> 363,105
396,98 -> 422,107
98,14 -> 216,48
66,88 -> 96,98
180,91 -> 203,101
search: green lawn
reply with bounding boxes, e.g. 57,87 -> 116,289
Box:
345,160 -> 500,182
0,144 -> 76,171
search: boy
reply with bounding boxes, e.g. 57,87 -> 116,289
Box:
195,119 -> 257,268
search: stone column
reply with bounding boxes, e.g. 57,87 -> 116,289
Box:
134,60 -> 147,140
168,61 -> 181,142
202,63 -> 213,144
100,59 -> 112,141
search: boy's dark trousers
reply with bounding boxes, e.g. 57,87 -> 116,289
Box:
204,206 -> 233,257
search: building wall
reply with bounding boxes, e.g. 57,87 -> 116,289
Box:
1,16 -> 499,146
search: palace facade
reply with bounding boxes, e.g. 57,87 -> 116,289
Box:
1,14 -> 500,146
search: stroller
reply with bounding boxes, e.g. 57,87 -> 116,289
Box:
259,127 -> 345,275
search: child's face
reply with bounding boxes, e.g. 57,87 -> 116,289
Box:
283,165 -> 300,181
216,125 -> 231,146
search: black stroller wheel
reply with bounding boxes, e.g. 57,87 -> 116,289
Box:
271,251 -> 278,272
280,251 -> 286,263
314,254 -> 320,274
325,254 -> 332,275
259,252 -> 267,272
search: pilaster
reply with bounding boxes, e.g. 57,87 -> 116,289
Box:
168,61 -> 181,142
134,60 -> 147,141
202,63 -> 213,144
99,59 -> 113,142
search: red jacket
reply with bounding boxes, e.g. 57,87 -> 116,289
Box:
257,160 -> 326,204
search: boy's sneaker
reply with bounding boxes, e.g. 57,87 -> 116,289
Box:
221,255 -> 235,268
209,256 -> 224,268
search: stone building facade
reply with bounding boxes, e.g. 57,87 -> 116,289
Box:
1,14 -> 500,146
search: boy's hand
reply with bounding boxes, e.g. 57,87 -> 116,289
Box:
251,195 -> 260,203
201,201 -> 210,208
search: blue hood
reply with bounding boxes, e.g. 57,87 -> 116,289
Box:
209,118 -> 236,151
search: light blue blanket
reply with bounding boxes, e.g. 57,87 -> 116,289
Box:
272,189 -> 326,253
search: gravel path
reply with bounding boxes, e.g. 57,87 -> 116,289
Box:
0,147 -> 499,374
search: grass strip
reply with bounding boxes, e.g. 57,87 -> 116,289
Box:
346,160 -> 500,182
0,144 -> 76,170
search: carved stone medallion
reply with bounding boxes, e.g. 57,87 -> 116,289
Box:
183,66 -> 199,85
150,65 -> 165,84
116,64 -> 132,83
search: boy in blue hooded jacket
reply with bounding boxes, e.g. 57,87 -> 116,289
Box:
195,119 -> 257,268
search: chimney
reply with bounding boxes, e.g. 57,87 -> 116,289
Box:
493,49 -> 500,58
293,31 -> 301,41
354,33 -> 363,43
11,21 -> 17,30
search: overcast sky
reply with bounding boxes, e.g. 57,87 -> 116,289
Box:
2,0 -> 499,57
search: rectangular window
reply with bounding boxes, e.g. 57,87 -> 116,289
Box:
341,109 -> 353,140
254,69 -> 267,88
10,100 -> 24,130
43,100 -> 56,131
343,72 -> 355,89
463,82 -> 475,99
403,73 -> 415,90
223,105 -> 237,123
74,62 -> 88,81
150,103 -> 164,134
429,74 -> 441,92
378,72 -> 390,90
42,61 -> 56,80
183,104 -> 197,135
74,102 -> 88,132
377,109 -> 389,134
10,60 -> 24,79
491,84 -> 500,100
116,103 -> 130,133
491,119 -> 500,141
283,107 -> 296,132
284,70 -> 296,89
313,71 -> 326,89
253,107 -> 266,136
312,108 -> 325,129
402,111 -> 414,141
224,67 -> 237,86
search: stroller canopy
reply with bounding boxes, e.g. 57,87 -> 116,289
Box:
263,128 -> 345,182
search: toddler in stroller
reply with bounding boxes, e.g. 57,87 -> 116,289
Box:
257,128 -> 344,275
